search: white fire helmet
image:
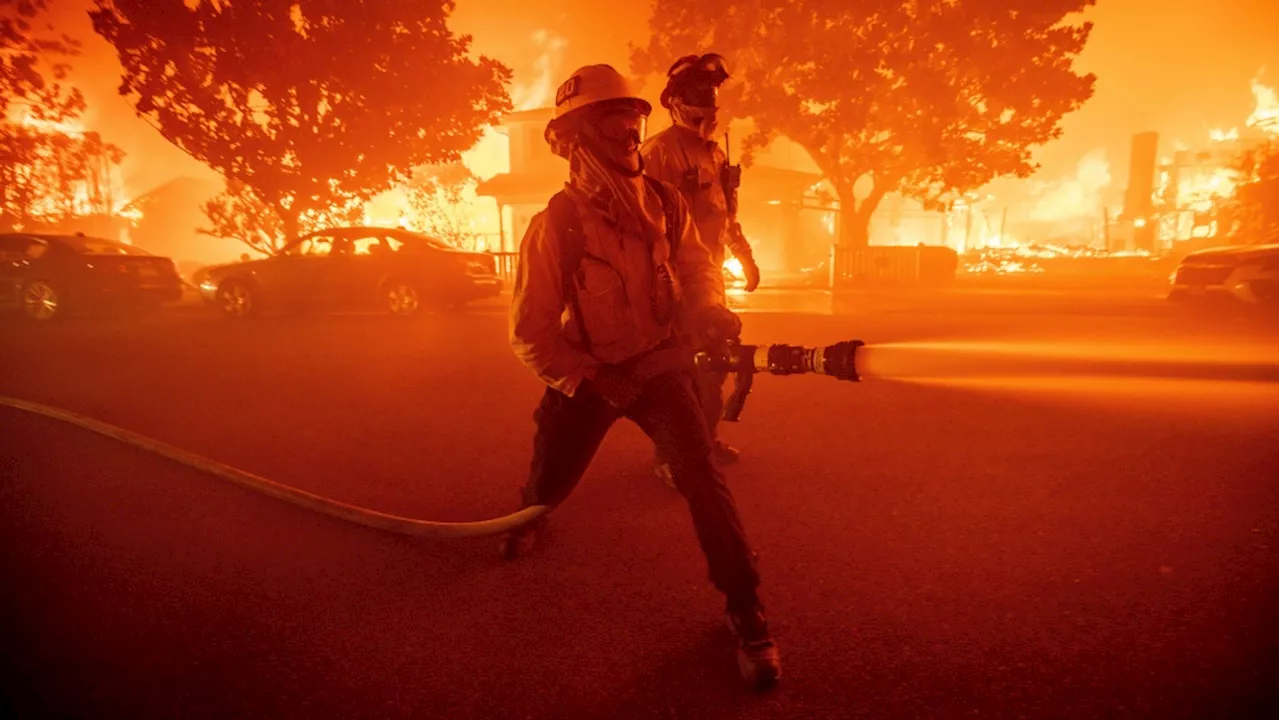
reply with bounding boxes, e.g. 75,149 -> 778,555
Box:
545,64 -> 651,158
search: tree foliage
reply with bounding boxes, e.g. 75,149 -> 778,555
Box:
634,0 -> 1096,245
2,1 -> 124,231
404,162 -> 482,250
199,180 -> 363,256
0,125 -> 125,230
1224,138 -> 1278,242
1,0 -> 84,122
91,0 -> 512,249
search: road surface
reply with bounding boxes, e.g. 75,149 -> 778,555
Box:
1,289 -> 1275,719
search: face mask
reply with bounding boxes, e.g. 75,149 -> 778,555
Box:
672,100 -> 719,140
696,108 -> 719,138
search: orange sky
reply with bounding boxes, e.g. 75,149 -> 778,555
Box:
43,0 -> 1280,206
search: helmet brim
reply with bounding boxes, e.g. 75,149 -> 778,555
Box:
546,97 -> 651,135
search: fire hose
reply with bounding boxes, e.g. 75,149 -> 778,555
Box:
0,338 -> 864,539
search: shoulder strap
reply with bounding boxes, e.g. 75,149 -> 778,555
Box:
546,190 -> 593,355
644,176 -> 681,256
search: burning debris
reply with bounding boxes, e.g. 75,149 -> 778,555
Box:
963,244 -> 1153,275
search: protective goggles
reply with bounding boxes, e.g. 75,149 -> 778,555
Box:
587,103 -> 649,145
666,53 -> 730,109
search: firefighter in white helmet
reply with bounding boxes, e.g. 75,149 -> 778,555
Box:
502,64 -> 781,688
642,53 -> 760,483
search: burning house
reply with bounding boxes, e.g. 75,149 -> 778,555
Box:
1125,80 -> 1279,254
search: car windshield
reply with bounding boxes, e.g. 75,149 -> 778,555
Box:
53,235 -> 152,256
282,235 -> 336,256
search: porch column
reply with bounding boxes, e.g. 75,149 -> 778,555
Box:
497,202 -> 508,253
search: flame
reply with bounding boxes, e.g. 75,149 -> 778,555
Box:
1209,127 -> 1240,143
512,30 -> 568,111
1247,79 -> 1279,135
724,256 -> 744,277
723,256 -> 746,287
1172,165 -> 1237,218
962,243 -> 1151,275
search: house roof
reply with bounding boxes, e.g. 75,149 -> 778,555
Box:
122,176 -> 222,211
496,107 -> 555,131
474,172 -> 564,205
742,164 -> 822,187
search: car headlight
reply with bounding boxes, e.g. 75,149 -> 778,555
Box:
199,279 -> 218,292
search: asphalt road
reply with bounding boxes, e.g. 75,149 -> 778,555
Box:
1,289 -> 1276,720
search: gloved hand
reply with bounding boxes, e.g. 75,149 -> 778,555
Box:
582,367 -> 643,411
697,305 -> 743,342
740,253 -> 761,292
727,224 -> 761,293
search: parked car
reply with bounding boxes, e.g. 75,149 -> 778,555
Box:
1168,243 -> 1277,304
0,232 -> 184,321
198,227 -> 503,318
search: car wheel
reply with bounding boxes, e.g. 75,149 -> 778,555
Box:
384,278 -> 421,317
1250,280 -> 1277,304
216,279 -> 258,318
21,280 -> 62,321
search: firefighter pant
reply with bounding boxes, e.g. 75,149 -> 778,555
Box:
519,370 -> 760,608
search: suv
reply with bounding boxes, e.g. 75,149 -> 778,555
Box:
1168,243 -> 1277,304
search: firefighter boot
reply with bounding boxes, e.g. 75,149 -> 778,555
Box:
726,605 -> 781,689
654,452 -> 678,490
712,439 -> 740,465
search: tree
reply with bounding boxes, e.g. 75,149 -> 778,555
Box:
1223,138 -> 1278,242
91,0 -> 512,249
1,0 -> 84,123
198,181 -> 291,257
0,125 -> 125,230
2,0 -> 99,230
199,180 -> 363,256
634,0 -> 1096,246
404,162 -> 482,249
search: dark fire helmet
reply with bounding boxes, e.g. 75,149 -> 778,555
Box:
660,53 -> 731,110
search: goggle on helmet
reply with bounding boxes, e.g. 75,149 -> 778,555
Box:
660,53 -> 731,110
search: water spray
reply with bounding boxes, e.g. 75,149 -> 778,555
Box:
851,340 -> 1276,385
